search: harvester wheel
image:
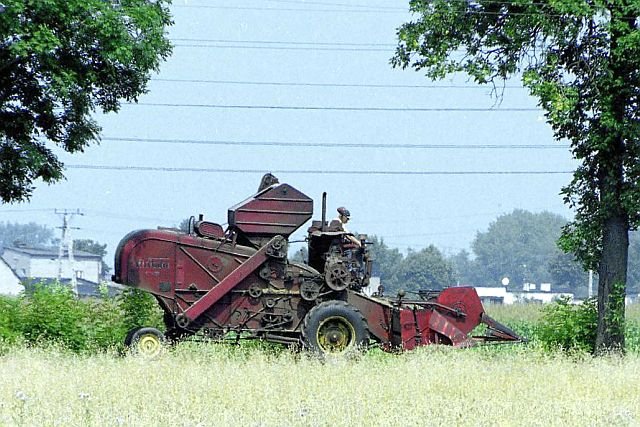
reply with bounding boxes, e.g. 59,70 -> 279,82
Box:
124,327 -> 143,347
128,327 -> 166,358
302,301 -> 369,356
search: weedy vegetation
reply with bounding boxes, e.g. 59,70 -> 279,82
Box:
0,285 -> 639,425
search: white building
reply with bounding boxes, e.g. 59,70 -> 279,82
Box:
0,257 -> 21,295
474,285 -> 573,305
1,246 -> 102,285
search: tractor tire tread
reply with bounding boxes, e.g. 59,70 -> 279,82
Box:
301,300 -> 370,354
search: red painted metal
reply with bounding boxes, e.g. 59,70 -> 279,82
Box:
113,175 -> 524,352
182,237 -> 273,322
228,183 -> 313,242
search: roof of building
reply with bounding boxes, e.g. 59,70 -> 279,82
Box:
3,246 -> 101,259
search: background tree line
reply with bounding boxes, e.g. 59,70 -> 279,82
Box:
369,210 -> 640,299
5,209 -> 640,297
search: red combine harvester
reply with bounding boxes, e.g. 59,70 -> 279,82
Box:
113,175 -> 523,356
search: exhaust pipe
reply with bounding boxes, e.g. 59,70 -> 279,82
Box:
321,192 -> 327,232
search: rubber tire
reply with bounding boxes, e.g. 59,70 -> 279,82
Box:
128,327 -> 166,358
302,301 -> 369,356
124,326 -> 143,347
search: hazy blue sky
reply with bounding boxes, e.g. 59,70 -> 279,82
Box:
1,0 -> 577,273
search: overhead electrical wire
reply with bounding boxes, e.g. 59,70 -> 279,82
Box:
170,38 -> 397,47
264,0 -> 405,10
128,102 -> 540,112
172,43 -> 393,52
171,3 -> 585,18
150,77 -> 525,90
66,165 -> 572,175
101,136 -> 567,150
170,4 -> 405,14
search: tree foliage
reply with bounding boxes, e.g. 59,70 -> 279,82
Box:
0,0 -> 173,202
472,210 -> 573,286
368,236 -> 455,294
395,245 -> 456,293
0,221 -> 55,248
627,232 -> 640,295
367,235 -> 403,284
393,0 -> 640,352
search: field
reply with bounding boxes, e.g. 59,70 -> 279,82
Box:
1,342 -> 639,426
1,302 -> 640,426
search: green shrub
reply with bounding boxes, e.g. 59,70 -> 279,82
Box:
18,283 -> 90,352
84,295 -> 128,352
537,297 -> 597,353
625,321 -> 640,353
117,288 -> 164,332
0,294 -> 21,343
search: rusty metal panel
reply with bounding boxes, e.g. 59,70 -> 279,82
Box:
228,183 -> 313,237
346,292 -> 392,344
183,237 -> 274,322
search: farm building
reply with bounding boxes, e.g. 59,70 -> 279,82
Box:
2,246 -> 103,284
0,256 -> 21,295
0,246 -> 122,297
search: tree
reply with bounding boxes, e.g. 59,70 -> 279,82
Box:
391,245 -> 456,294
627,232 -> 640,296
290,246 -> 308,264
448,249 -> 482,286
548,251 -> 590,298
0,0 -> 172,203
471,210 -> 569,288
393,0 -> 640,353
0,221 -> 55,248
73,238 -> 109,276
367,235 -> 403,284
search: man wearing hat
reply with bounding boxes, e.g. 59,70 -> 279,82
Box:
333,207 -> 362,248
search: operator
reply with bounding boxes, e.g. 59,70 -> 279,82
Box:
333,206 -> 362,248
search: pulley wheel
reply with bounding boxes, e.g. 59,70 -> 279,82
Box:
325,263 -> 350,291
300,281 -> 321,301
248,284 -> 263,299
175,313 -> 190,329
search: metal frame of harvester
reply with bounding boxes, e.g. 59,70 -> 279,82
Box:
113,174 -> 523,356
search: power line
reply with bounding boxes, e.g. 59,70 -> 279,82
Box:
150,77 -> 525,90
173,43 -> 393,52
129,102 -> 540,112
264,0 -> 405,11
170,4 -> 405,14
171,3 -> 591,18
170,38 -> 397,47
66,165 -> 572,175
102,136 -> 567,150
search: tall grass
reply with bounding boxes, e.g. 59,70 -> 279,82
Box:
0,344 -> 638,426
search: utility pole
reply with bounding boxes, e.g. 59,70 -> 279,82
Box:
55,209 -> 83,296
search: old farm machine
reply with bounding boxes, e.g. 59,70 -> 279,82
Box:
113,175 -> 523,356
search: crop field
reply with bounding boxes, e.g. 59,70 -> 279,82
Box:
1,300 -> 640,427
1,342 -> 639,427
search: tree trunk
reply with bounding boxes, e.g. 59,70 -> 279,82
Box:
595,7 -> 633,354
596,214 -> 627,354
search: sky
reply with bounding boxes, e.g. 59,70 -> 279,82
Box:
0,0 -> 578,272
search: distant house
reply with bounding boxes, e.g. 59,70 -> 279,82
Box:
0,246 -> 122,298
0,256 -> 21,295
2,246 -> 102,284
